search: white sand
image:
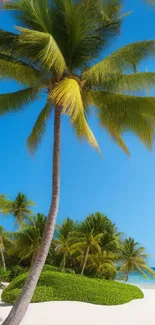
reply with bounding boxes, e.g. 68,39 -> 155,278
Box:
0,286 -> 155,325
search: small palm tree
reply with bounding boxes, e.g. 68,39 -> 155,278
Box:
119,238 -> 155,282
1,1 -> 155,323
0,226 -> 6,271
71,218 -> 103,275
87,248 -> 117,279
54,218 -> 77,270
14,213 -> 46,265
0,193 -> 35,225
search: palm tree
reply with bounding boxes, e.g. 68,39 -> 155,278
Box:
119,238 -> 155,282
87,248 -> 117,279
54,218 -> 77,270
0,193 -> 35,226
1,0 -> 155,323
0,226 -> 6,271
14,214 -> 46,265
101,222 -> 122,254
82,212 -> 122,253
71,218 -> 103,275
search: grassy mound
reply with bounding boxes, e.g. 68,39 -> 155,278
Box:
2,271 -> 143,305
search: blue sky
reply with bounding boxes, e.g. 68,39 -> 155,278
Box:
0,0 -> 155,265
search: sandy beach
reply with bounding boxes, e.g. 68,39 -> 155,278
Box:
0,285 -> 155,325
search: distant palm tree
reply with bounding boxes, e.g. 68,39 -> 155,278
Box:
0,226 -> 13,271
0,193 -> 35,225
54,218 -> 77,270
71,218 -> 103,275
87,248 -> 117,279
1,1 -> 155,324
119,238 -> 155,282
14,214 -> 46,264
0,226 -> 6,271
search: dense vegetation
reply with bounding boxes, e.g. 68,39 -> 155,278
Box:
0,199 -> 154,282
2,270 -> 144,305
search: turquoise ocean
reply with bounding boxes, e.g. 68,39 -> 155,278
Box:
127,267 -> 155,284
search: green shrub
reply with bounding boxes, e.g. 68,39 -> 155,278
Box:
2,270 -> 143,306
0,268 -> 11,282
43,265 -> 75,274
9,265 -> 28,281
2,286 -> 53,304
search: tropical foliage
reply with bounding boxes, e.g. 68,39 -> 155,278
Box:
0,1 -> 155,154
2,270 -> 144,305
0,212 -> 154,282
1,0 -> 155,323
119,237 -> 155,281
13,213 -> 46,264
0,193 -> 35,225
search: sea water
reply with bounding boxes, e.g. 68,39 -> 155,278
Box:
127,267 -> 155,284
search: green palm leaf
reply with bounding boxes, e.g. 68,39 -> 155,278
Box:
83,41 -> 155,85
0,54 -> 42,87
27,102 -> 52,153
4,0 -> 52,33
0,27 -> 66,75
50,78 -> 100,153
0,88 -> 39,115
16,26 -> 67,75
102,72 -> 155,93
92,91 -> 155,153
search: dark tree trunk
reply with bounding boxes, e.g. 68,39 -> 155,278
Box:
125,273 -> 129,282
81,246 -> 90,275
2,108 -> 61,325
0,248 -> 6,271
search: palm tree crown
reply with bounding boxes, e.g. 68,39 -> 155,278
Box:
54,217 -> 77,269
0,193 -> 35,225
14,213 -> 46,264
119,237 -> 155,281
0,0 -> 155,154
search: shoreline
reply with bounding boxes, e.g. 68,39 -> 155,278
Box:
1,285 -> 155,324
128,282 -> 155,290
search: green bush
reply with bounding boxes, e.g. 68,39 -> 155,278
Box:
0,268 -> 11,282
8,265 -> 28,281
2,270 -> 143,306
2,286 -> 53,304
43,265 -> 75,274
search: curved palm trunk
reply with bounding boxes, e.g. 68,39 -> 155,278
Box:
62,253 -> 67,271
125,272 -> 129,282
3,108 -> 61,325
0,248 -> 6,271
81,246 -> 90,275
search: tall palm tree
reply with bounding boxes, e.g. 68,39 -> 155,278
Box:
119,238 -> 155,282
0,193 -> 35,226
71,218 -> 103,275
54,218 -> 77,270
14,214 -> 46,265
1,0 -> 155,323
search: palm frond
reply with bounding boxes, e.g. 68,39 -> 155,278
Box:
50,78 -> 100,152
0,27 -> 66,75
102,72 -> 155,93
16,26 -> 67,75
92,91 -> 155,152
27,102 -> 52,153
0,88 -> 39,115
4,0 -> 52,33
83,41 -> 155,85
51,0 -> 123,69
0,53 -> 42,87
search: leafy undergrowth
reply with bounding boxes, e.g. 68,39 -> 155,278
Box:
2,270 -> 143,306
